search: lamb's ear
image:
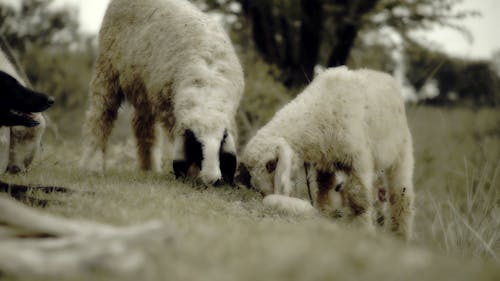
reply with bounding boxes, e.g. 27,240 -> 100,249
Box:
236,163 -> 252,189
274,141 -> 294,196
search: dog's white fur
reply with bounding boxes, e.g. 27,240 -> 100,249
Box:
0,50 -> 46,174
241,67 -> 414,238
81,0 -> 244,184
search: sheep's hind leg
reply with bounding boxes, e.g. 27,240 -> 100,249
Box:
386,144 -> 415,240
81,66 -> 122,172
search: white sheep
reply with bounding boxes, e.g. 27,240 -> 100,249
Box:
239,66 -> 414,239
81,0 -> 244,185
0,49 -> 47,174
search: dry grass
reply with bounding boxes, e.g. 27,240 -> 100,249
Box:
0,106 -> 499,280
407,106 -> 500,261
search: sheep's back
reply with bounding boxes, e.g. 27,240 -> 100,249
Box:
98,0 -> 242,104
257,67 -> 409,168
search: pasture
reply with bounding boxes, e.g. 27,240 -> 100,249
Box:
1,106 -> 499,280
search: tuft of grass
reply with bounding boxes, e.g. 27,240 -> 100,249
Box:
420,160 -> 499,262
407,106 -> 500,262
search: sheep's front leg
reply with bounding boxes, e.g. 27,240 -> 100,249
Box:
172,133 -> 189,179
81,66 -> 122,172
343,154 -> 375,232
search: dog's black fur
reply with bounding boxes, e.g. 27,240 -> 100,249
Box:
0,70 -> 53,127
0,70 -> 61,204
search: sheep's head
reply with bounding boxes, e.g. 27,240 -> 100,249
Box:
237,138 -> 298,196
237,156 -> 276,196
173,128 -> 237,186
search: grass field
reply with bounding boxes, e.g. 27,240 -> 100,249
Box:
1,106 -> 499,281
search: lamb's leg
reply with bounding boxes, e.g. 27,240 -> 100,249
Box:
386,143 -> 415,240
81,64 -> 122,172
316,170 -> 334,212
132,109 -> 157,171
344,159 -> 375,232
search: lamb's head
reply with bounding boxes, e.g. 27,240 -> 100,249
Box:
173,126 -> 237,186
238,137 -> 298,196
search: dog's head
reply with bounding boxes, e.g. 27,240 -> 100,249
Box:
0,71 -> 54,127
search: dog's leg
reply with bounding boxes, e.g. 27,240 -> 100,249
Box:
8,113 -> 46,173
81,61 -> 122,172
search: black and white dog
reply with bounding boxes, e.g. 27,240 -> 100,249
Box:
0,71 -> 53,127
0,68 -> 53,173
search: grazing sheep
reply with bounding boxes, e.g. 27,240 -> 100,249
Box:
81,0 -> 244,185
239,67 -> 414,238
0,49 -> 50,174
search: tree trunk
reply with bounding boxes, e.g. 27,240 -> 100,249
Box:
284,0 -> 324,88
327,24 -> 358,67
241,0 -> 280,65
327,0 -> 381,67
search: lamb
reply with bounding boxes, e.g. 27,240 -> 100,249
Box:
81,0 -> 244,185
0,49 -> 51,174
239,67 -> 414,239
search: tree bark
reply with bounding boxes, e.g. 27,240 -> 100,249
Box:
294,0 -> 324,86
327,0 -> 381,67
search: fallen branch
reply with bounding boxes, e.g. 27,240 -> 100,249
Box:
0,195 -> 175,280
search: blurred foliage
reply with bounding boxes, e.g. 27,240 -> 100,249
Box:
21,41 -> 95,119
196,0 -> 477,88
0,0 -> 95,135
0,0 -> 79,53
405,41 -> 500,106
0,0 -> 497,140
236,50 -> 293,147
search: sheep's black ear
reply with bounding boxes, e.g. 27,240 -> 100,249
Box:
316,170 -> 334,192
219,129 -> 237,185
236,163 -> 251,189
220,152 -> 236,185
184,129 -> 203,168
173,160 -> 190,179
265,158 -> 278,173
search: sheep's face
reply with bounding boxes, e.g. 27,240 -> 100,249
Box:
237,158 -> 276,196
238,140 -> 297,196
173,128 -> 237,186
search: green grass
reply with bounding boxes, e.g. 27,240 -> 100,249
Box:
1,106 -> 499,280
